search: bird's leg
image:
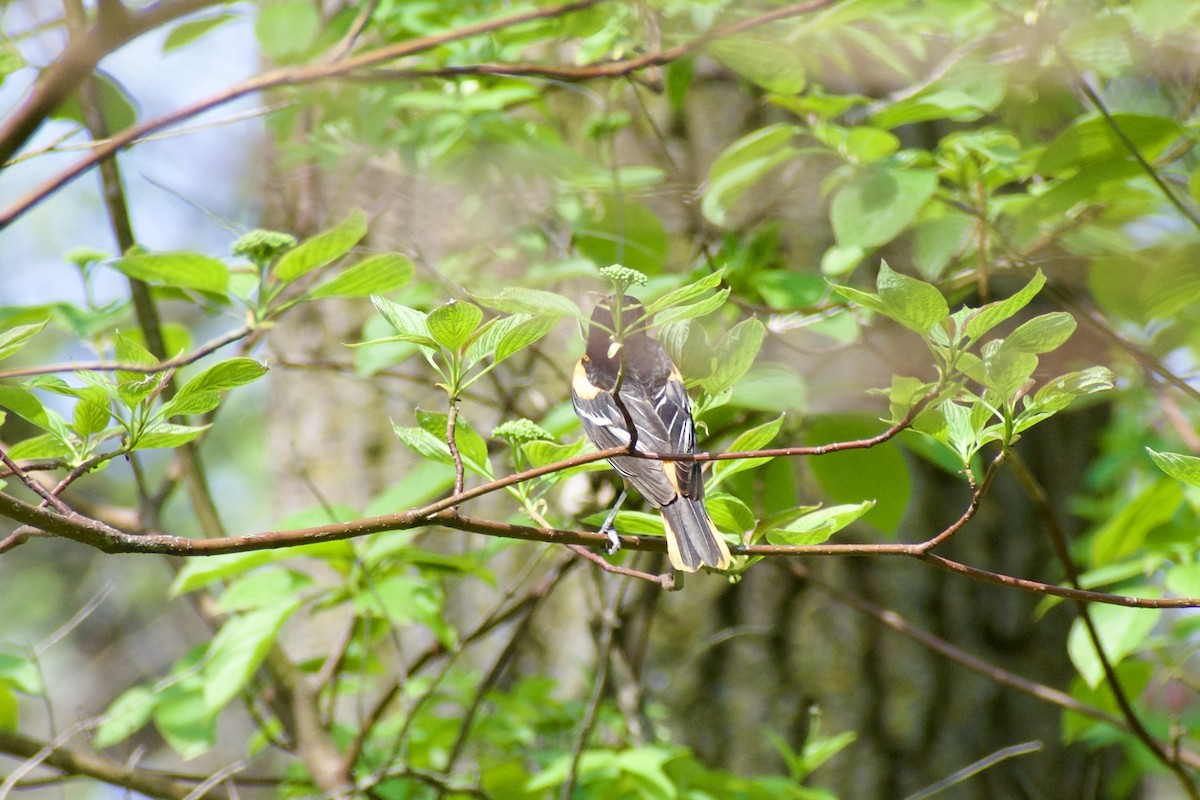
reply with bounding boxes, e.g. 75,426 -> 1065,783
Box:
597,488 -> 627,555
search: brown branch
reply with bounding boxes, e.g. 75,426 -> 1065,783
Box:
0,0 -> 607,228
0,0 -> 841,229
1008,452 -> 1200,798
445,401 -> 465,498
0,447 -> 72,514
0,0 -> 225,168
566,543 -> 675,588
0,325 -> 254,380
0,729 -> 227,800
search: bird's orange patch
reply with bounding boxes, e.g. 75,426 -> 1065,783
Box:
572,360 -> 602,400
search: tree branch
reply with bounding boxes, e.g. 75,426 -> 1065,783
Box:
0,0 -> 842,229
0,0 -> 225,168
0,728 -> 228,800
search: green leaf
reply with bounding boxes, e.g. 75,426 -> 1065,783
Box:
354,572 -> 456,647
161,358 -> 269,418
6,433 -> 71,461
1003,312 -> 1076,354
702,124 -> 797,226
203,601 -> 301,717
710,415 -> 783,489
494,314 -> 558,365
94,685 -> 157,748
371,296 -> 438,348
755,271 -> 826,310
0,386 -> 51,431
821,243 -> 867,277
1037,113 -> 1182,175
73,392 -> 110,437
1067,598 -> 1161,688
0,684 -> 16,731
54,72 -> 137,133
0,652 -> 42,694
963,270 -> 1046,341
308,254 -> 414,299
520,438 -> 598,475
581,510 -> 663,536
170,541 -> 350,595
131,423 -> 210,451
1148,449 -> 1200,488
526,750 -> 620,793
914,212 -> 973,280
980,346 -> 1038,398
643,270 -> 725,316
831,168 -> 938,249
154,684 -> 216,759
875,261 -> 949,335
427,300 -> 483,352
114,333 -> 160,406
274,208 -> 367,281
659,319 -> 713,383
613,746 -> 678,800
392,424 -> 453,464
574,196 -> 669,275
705,492 -> 756,535
473,288 -> 581,318
708,35 -> 806,94
831,283 -> 889,316
0,320 -> 48,362
702,317 -> 765,395
1025,367 -> 1114,416
112,253 -> 229,295
255,0 -> 320,63
652,287 -> 730,326
163,13 -> 239,52
728,367 -> 808,413
1166,562 -> 1200,598
216,567 -> 311,612
1062,659 -> 1152,744
173,552 -> 285,595
416,409 -> 491,476
765,501 -> 875,545
807,415 -> 910,535
1090,479 -> 1182,566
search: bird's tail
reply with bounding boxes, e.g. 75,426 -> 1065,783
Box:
661,497 -> 732,572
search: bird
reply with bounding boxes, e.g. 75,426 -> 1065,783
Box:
571,294 -> 732,572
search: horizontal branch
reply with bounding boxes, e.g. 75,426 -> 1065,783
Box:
1,485 -> 1194,609
0,325 -> 253,380
0,388 -> 1180,608
0,729 -> 226,800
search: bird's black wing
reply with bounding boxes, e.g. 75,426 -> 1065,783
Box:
572,362 -> 678,507
627,341 -> 705,500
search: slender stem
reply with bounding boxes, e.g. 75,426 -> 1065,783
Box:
1008,451 -> 1200,798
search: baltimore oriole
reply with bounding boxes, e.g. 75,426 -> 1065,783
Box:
571,294 -> 732,572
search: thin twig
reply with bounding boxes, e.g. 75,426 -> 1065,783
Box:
1009,451 -> 1200,799
0,447 -> 72,514
324,0 -> 380,62
567,543 -> 675,588
902,741 -> 1043,800
0,0 -> 841,228
1054,44 -> 1200,234
561,572 -> 624,800
0,325 -> 255,380
445,401 -> 465,498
